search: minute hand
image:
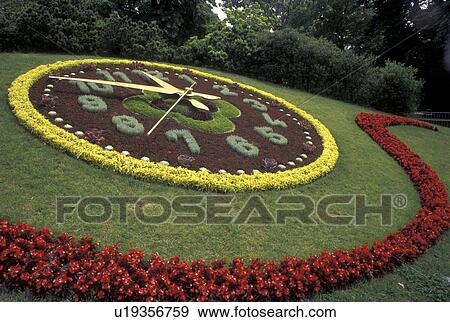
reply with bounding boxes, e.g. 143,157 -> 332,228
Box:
48,76 -> 181,95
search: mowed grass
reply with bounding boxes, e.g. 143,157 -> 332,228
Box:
0,53 -> 448,301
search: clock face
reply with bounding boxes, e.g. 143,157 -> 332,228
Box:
10,59 -> 338,191
29,63 -> 323,173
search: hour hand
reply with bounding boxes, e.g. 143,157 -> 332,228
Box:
142,71 -> 221,100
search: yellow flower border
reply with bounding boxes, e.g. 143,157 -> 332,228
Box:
8,59 -> 339,192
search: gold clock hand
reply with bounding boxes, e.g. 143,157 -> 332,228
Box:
147,82 -> 197,136
142,71 -> 179,91
186,92 -> 221,100
188,99 -> 210,111
142,71 -> 221,100
48,76 -> 181,95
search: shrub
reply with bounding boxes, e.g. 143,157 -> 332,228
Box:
78,95 -> 107,112
226,135 -> 259,157
165,129 -> 200,154
180,27 -> 422,114
112,115 -> 144,136
361,61 -> 423,114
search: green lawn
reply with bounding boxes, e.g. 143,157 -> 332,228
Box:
0,53 -> 449,301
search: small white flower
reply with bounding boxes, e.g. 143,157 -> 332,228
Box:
122,151 -> 130,156
141,156 -> 150,162
160,160 -> 170,166
105,145 -> 114,151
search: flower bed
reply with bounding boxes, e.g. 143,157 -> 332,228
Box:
8,59 -> 339,192
0,114 -> 448,301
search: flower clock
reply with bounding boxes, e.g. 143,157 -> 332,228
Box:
4,59 -> 448,301
8,59 -> 338,192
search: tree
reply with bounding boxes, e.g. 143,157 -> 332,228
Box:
287,0 -> 376,51
370,0 -> 450,111
221,0 -> 296,29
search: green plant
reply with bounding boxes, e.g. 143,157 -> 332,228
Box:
362,61 -> 423,115
213,84 -> 238,96
243,98 -> 267,112
96,70 -> 115,82
112,71 -> 132,83
178,74 -> 195,85
142,91 -> 161,102
226,135 -> 259,157
254,126 -> 288,145
77,95 -> 107,112
124,96 -> 241,134
70,81 -> 91,94
111,115 -> 144,136
165,129 -> 200,154
261,113 -> 287,127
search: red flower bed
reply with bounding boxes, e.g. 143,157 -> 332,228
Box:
0,113 -> 448,301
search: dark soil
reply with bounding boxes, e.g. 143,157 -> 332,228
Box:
29,64 -> 323,173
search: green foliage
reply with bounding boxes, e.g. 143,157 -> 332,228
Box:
70,81 -> 91,94
213,84 -> 238,96
142,91 -> 161,102
0,0 -> 215,54
261,113 -> 287,128
362,61 -> 423,114
287,0 -> 375,51
178,74 -> 195,85
165,129 -> 200,154
243,98 -> 267,112
226,135 -> 259,157
112,71 -> 132,83
87,82 -> 114,95
96,70 -> 115,81
77,95 -> 107,112
111,115 -> 144,136
123,96 -> 240,134
254,126 -> 288,145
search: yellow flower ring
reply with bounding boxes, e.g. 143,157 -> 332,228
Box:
8,59 -> 339,192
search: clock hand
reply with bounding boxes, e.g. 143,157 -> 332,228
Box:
142,71 -> 221,100
186,92 -> 221,100
142,71 -> 179,90
187,98 -> 210,111
48,76 -> 181,95
147,82 -> 197,136
142,72 -> 219,112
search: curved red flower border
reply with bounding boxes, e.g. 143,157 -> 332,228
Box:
0,113 -> 448,301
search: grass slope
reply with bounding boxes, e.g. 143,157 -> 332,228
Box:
0,53 -> 448,301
